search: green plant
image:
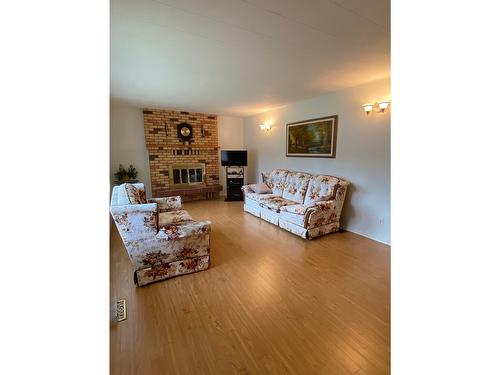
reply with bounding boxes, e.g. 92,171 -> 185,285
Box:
114,164 -> 128,181
126,164 -> 138,179
114,164 -> 138,181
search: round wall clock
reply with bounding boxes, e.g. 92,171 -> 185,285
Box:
177,123 -> 193,142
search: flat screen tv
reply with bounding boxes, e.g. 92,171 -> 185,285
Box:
221,150 -> 247,166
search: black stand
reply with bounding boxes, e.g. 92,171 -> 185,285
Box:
225,166 -> 244,201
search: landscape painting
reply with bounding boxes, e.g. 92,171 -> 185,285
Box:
286,115 -> 338,157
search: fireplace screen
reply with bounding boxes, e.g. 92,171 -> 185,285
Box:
169,163 -> 205,186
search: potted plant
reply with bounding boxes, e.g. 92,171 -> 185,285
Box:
114,164 -> 139,183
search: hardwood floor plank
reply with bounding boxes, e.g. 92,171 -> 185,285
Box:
110,199 -> 390,374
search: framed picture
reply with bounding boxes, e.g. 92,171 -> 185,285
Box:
286,115 -> 338,158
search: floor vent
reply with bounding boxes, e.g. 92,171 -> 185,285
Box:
111,299 -> 127,322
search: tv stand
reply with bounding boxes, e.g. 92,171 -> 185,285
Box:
225,166 -> 244,201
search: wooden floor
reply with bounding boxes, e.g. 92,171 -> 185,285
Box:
110,199 -> 390,375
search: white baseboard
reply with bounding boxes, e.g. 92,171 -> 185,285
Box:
340,226 -> 391,246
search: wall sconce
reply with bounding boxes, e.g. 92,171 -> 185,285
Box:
377,100 -> 390,112
259,121 -> 273,132
362,103 -> 374,115
362,99 -> 390,115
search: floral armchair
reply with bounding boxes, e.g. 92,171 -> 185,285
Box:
110,183 -> 211,286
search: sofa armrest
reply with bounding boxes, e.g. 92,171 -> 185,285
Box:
157,220 -> 211,240
306,200 -> 341,228
148,196 -> 182,212
241,185 -> 254,195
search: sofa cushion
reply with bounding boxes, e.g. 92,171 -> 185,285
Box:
279,210 -> 308,227
282,171 -> 311,203
248,183 -> 272,194
280,203 -> 314,215
258,196 -> 297,212
303,175 -> 340,205
159,209 -> 193,227
245,192 -> 278,203
124,183 -> 147,204
267,169 -> 289,196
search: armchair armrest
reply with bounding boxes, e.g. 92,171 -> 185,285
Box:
110,202 -> 158,215
110,203 -> 159,240
148,196 -> 182,212
157,220 -> 211,240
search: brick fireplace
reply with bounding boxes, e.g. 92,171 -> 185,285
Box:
143,108 -> 221,199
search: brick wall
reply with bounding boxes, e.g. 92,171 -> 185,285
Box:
143,108 -> 220,197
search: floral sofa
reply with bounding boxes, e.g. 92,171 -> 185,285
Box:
241,169 -> 349,239
110,183 -> 211,286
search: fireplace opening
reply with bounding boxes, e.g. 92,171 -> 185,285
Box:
169,163 -> 205,187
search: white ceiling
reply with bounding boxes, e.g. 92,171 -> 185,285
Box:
111,0 -> 390,116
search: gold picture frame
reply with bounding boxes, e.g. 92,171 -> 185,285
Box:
286,115 -> 338,158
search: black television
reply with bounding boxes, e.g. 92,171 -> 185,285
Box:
221,150 -> 247,166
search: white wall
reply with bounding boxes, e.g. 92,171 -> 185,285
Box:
110,101 -> 245,197
218,116 -> 245,194
110,79 -> 390,243
243,78 -> 391,244
110,101 -> 152,197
